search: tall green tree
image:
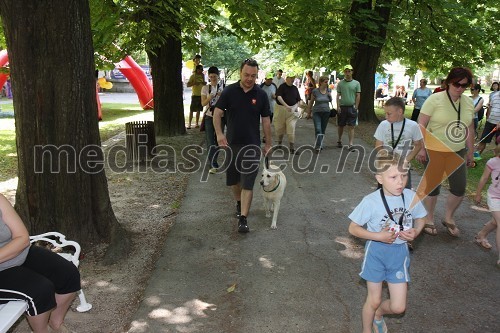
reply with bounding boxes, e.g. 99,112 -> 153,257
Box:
224,0 -> 499,121
90,0 -> 224,137
200,33 -> 253,80
0,0 -> 129,262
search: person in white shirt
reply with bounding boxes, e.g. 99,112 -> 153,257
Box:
272,69 -> 285,88
201,66 -> 224,174
374,97 -> 423,190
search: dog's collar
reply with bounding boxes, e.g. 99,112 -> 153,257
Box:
262,175 -> 281,193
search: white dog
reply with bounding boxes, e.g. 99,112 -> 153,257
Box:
260,164 -> 287,229
291,100 -> 308,119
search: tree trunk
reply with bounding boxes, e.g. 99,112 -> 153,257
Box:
0,0 -> 129,262
349,0 -> 392,123
148,17 -> 185,137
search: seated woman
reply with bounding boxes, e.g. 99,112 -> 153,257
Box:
375,84 -> 389,106
0,193 -> 81,333
395,85 -> 408,103
375,86 -> 387,99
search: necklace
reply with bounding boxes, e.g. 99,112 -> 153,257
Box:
446,90 -> 461,128
390,119 -> 406,149
379,189 -> 406,232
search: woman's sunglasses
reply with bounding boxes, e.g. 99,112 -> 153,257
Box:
452,82 -> 470,89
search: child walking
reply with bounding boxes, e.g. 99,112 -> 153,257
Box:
348,152 -> 427,333
474,145 -> 500,267
374,97 -> 423,190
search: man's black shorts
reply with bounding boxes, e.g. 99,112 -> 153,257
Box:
338,106 -> 357,126
225,144 -> 261,190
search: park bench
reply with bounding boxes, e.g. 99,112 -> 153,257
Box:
0,232 -> 92,333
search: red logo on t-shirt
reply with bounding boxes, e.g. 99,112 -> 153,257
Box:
252,99 -> 257,105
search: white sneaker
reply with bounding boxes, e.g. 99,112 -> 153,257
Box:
209,167 -> 217,174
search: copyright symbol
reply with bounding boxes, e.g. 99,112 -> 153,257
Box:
445,121 -> 468,144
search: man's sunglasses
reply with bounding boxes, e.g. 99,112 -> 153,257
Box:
451,82 -> 470,89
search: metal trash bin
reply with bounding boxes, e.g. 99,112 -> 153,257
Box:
125,121 -> 156,161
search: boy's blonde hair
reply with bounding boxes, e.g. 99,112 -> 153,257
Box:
319,76 -> 329,83
374,151 -> 405,174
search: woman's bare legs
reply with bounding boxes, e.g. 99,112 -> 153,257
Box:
49,292 -> 77,331
26,311 -> 51,333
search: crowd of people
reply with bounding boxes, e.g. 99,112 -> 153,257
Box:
184,59 -> 499,333
3,58 -> 496,332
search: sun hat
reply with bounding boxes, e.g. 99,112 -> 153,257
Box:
344,65 -> 353,70
265,72 -> 274,79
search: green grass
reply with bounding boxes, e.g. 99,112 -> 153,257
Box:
99,103 -> 151,142
0,130 -> 17,182
0,100 -> 14,111
0,103 -> 148,182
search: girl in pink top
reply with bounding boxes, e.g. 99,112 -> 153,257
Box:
474,144 -> 500,267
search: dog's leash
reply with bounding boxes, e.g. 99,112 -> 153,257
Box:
264,156 -> 270,170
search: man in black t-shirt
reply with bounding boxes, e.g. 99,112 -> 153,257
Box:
214,59 -> 272,233
275,73 -> 302,153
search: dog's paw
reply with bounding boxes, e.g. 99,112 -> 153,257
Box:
270,224 -> 277,230
265,212 -> 271,218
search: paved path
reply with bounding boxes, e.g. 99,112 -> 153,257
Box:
127,117 -> 499,333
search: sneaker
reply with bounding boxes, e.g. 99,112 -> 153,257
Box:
372,317 -> 388,333
238,216 -> 250,233
209,167 -> 217,174
337,141 -> 342,148
236,201 -> 241,218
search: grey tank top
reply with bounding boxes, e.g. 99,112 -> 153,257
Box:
0,209 -> 30,271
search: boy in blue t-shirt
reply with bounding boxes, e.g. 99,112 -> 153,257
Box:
348,152 -> 427,333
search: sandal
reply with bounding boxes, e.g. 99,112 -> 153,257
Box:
372,316 -> 388,333
442,221 -> 460,237
474,236 -> 492,250
423,223 -> 438,236
337,141 -> 342,148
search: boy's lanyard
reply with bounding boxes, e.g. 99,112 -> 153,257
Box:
446,90 -> 461,128
379,188 -> 405,231
391,119 -> 406,149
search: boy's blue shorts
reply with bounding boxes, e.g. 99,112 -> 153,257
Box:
360,241 -> 410,283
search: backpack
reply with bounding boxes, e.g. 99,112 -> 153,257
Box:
208,83 -> 223,111
475,97 -> 484,121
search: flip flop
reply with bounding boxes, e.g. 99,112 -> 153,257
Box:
423,223 -> 438,236
474,236 -> 492,250
442,221 -> 460,237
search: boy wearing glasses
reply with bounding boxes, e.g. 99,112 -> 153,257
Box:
348,152 -> 426,333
